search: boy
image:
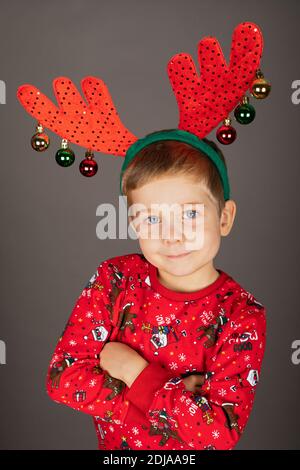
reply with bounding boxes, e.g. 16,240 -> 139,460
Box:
46,130 -> 266,450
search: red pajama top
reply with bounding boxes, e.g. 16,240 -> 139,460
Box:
46,252 -> 267,450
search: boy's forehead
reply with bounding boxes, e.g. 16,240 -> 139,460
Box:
129,177 -> 213,208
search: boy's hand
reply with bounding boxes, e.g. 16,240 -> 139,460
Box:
181,374 -> 206,393
99,341 -> 149,388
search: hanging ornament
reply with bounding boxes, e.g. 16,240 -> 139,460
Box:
79,149 -> 98,177
55,139 -> 75,167
250,69 -> 271,99
234,96 -> 256,125
216,117 -> 237,145
31,122 -> 50,152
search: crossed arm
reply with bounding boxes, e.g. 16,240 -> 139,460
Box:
99,340 -> 203,392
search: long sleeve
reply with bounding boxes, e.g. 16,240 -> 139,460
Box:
124,302 -> 267,450
46,259 -> 134,425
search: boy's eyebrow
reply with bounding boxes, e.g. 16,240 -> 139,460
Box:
148,201 -> 203,209
180,201 -> 203,205
131,201 -> 204,216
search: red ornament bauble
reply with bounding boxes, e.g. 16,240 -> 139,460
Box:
79,150 -> 98,177
216,118 -> 237,145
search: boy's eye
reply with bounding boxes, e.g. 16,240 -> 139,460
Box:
183,210 -> 200,220
146,215 -> 160,224
145,210 -> 200,224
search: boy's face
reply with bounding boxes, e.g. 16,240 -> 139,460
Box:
128,174 -> 236,277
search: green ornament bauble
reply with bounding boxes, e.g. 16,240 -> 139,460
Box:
234,96 -> 256,124
55,147 -> 75,167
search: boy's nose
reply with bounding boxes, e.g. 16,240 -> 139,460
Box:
162,222 -> 183,243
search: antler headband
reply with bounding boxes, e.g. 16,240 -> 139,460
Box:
16,21 -> 271,201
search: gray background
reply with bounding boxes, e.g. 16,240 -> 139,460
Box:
0,0 -> 299,449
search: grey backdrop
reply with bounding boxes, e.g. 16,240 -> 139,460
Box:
0,0 -> 299,450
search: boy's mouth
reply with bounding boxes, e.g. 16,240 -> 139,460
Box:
166,251 -> 191,259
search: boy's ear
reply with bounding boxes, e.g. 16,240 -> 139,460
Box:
220,199 -> 237,236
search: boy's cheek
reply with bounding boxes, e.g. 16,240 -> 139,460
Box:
138,238 -> 160,256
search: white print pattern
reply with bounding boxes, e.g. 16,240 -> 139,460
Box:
82,289 -> 92,298
230,321 -> 242,330
69,340 -> 77,346
200,310 -> 215,326
86,311 -> 93,318
212,430 -> 220,439
135,440 -> 142,447
179,353 -> 186,362
169,362 -> 178,370
218,388 -> 227,397
132,427 -> 139,435
89,379 -> 97,387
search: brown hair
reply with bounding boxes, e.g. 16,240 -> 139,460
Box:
121,128 -> 228,217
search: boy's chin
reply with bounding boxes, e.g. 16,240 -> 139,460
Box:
160,260 -> 199,277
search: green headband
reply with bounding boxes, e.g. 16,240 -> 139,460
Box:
119,129 -> 230,201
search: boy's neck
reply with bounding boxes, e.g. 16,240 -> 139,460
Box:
156,261 -> 220,294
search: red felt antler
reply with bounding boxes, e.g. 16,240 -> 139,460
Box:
167,21 -> 264,138
16,76 -> 138,156
16,21 -> 265,162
